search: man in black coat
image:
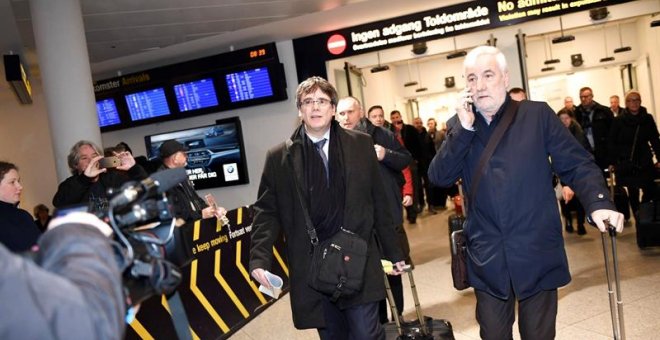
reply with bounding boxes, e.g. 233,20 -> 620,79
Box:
337,96 -> 413,323
53,140 -> 147,213
249,77 -> 407,339
390,110 -> 423,223
574,87 -> 614,170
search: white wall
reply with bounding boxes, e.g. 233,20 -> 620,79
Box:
0,76 -> 59,214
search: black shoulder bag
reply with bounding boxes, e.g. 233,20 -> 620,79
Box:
285,140 -> 368,302
451,100 -> 520,290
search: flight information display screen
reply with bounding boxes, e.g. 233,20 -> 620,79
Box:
225,68 -> 274,103
125,87 -> 170,121
173,78 -> 219,112
96,98 -> 122,127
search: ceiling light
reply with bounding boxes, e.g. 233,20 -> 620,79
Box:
446,37 -> 466,60
403,60 -> 418,87
414,60 -> 427,93
447,51 -> 467,59
541,66 -> 555,72
370,52 -> 390,73
599,25 -> 615,63
542,35 -> 561,65
613,23 -> 632,53
552,17 -> 575,44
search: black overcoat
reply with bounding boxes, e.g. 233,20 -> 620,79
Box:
249,121 -> 404,329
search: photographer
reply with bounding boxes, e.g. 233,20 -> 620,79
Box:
0,212 -> 126,339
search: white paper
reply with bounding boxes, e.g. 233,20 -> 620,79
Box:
258,270 -> 283,299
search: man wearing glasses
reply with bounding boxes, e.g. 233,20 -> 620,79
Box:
574,87 -> 613,170
249,77 -> 407,339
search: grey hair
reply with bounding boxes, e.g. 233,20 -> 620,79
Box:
463,45 -> 508,75
67,140 -> 103,174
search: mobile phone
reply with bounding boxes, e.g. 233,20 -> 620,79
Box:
99,156 -> 120,168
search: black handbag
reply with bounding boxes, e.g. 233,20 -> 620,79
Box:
286,141 -> 368,301
308,228 -> 368,301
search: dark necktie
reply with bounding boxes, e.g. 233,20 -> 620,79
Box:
314,138 -> 329,183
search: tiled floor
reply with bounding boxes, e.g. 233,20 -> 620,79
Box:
233,206 -> 660,339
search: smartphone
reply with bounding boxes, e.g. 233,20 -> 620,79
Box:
99,156 -> 120,169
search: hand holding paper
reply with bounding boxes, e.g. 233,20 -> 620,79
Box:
257,270 -> 283,299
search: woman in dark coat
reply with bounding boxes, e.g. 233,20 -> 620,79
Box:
607,91 -> 660,215
0,161 -> 41,252
557,109 -> 592,234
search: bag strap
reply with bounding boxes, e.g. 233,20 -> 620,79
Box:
468,100 -> 520,207
285,139 -> 318,246
628,124 -> 640,161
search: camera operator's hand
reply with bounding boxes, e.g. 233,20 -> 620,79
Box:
48,211 -> 113,237
251,268 -> 272,289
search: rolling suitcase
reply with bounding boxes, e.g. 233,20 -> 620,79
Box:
635,200 -> 660,248
383,267 -> 455,340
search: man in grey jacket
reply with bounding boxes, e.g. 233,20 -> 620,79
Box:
0,212 -> 125,339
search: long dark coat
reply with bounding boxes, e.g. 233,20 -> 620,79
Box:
249,121 -> 404,329
428,99 -> 614,300
607,106 -> 660,185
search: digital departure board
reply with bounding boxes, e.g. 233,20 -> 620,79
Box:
225,68 -> 274,103
96,98 -> 121,127
93,43 -> 287,131
125,88 -> 170,121
174,78 -> 219,112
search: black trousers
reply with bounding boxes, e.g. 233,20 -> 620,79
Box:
317,298 -> 384,340
475,288 -> 557,340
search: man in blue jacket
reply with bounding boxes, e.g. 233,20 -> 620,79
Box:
428,46 -> 624,340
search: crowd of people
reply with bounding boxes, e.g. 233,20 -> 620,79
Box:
1,44 -> 654,339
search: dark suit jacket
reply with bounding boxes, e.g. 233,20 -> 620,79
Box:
429,99 -> 614,300
249,121 -> 404,329
574,101 -> 613,169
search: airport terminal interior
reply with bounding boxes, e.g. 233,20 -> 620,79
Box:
1,0 -> 660,339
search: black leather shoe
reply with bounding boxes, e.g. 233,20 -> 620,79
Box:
577,225 -> 587,235
565,224 -> 574,233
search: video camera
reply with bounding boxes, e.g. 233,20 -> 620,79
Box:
55,167 -> 191,308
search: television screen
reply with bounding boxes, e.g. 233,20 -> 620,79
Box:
173,78 -> 219,112
125,87 -> 170,121
225,67 -> 274,103
144,117 -> 249,190
96,98 -> 121,127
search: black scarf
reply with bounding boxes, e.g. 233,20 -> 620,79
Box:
299,122 -> 346,242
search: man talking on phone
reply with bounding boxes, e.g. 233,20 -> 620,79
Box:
53,140 -> 147,213
428,46 -> 624,339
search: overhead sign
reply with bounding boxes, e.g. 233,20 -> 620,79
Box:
293,0 -> 633,80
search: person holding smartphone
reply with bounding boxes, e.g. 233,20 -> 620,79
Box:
428,46 -> 623,340
52,140 -> 147,213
